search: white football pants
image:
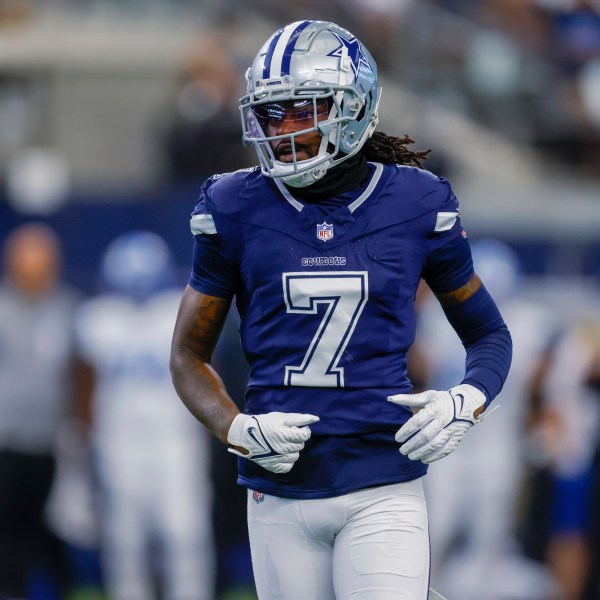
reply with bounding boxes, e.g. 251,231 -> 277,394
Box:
247,478 -> 430,600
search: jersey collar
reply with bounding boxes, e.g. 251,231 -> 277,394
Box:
273,162 -> 384,215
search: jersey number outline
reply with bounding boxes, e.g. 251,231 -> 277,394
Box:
282,271 -> 368,387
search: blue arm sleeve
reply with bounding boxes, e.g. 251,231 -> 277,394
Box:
462,326 -> 513,407
441,285 -> 513,406
421,220 -> 512,405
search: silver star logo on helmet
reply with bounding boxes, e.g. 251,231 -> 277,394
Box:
326,30 -> 373,81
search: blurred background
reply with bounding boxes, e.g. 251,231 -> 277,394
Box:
0,0 -> 599,599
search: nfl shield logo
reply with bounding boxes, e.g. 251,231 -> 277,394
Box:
317,222 -> 334,242
252,490 -> 264,504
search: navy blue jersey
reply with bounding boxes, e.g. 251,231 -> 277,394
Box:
189,163 -> 473,499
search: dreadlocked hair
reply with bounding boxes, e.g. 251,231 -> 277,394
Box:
361,131 -> 430,167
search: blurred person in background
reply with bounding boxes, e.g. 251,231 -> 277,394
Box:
550,0 -> 600,73
418,239 -> 559,600
209,312 -> 256,600
529,307 -> 600,600
74,231 -> 214,600
430,0 -> 600,176
0,222 -> 80,599
548,0 -> 600,174
156,33 -> 252,182
577,312 -> 600,600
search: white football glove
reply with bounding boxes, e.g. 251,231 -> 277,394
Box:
227,412 -> 319,474
388,384 -> 486,464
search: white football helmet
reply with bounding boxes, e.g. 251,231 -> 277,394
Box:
240,21 -> 380,188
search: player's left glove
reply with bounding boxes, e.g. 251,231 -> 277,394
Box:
387,383 -> 486,464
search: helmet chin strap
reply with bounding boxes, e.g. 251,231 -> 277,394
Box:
280,155 -> 331,188
252,127 -> 327,187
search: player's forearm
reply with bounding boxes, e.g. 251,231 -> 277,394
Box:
437,275 -> 512,407
170,347 -> 239,444
170,287 -> 238,444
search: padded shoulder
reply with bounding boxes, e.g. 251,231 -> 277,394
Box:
190,167 -> 264,236
392,165 -> 458,214
357,164 -> 459,235
195,167 -> 262,215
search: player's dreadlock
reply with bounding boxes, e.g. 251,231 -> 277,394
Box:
361,131 -> 430,168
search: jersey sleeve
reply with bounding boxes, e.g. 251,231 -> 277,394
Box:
419,177 -> 474,294
188,183 -> 238,300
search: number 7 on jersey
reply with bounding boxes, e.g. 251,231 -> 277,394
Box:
282,272 -> 369,388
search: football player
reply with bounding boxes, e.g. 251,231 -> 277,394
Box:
77,232 -> 214,600
170,20 -> 512,600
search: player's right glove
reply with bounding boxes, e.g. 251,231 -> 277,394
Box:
227,412 -> 319,474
